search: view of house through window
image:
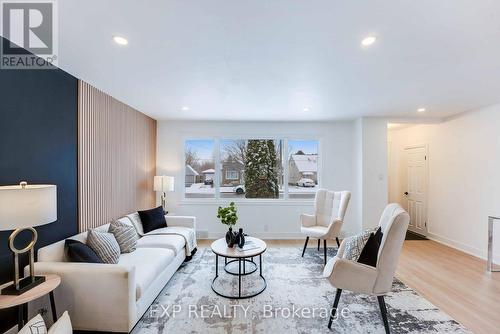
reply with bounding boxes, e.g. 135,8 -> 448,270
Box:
185,138 -> 317,199
185,139 -> 215,198
219,139 -> 283,199
288,140 -> 319,199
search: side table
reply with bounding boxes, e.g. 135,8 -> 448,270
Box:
0,274 -> 61,330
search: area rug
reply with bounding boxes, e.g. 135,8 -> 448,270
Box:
132,246 -> 470,334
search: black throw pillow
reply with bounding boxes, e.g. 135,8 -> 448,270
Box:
65,239 -> 103,263
357,227 -> 383,267
138,206 -> 167,233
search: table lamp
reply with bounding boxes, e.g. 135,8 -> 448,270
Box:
154,176 -> 174,214
0,181 -> 57,295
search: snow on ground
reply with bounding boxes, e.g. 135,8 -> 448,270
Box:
185,183 -> 317,194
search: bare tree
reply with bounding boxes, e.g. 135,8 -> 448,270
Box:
223,140 -> 247,165
185,148 -> 199,169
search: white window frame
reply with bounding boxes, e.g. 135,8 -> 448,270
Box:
225,170 -> 239,180
182,136 -> 322,203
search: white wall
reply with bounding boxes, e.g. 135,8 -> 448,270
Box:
157,120 -> 360,239
388,105 -> 500,260
360,118 -> 389,230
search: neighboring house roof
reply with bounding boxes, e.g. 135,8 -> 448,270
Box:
186,164 -> 199,176
291,154 -> 317,172
202,168 -> 215,174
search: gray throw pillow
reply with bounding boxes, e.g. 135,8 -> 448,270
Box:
108,221 -> 138,253
86,229 -> 120,264
342,227 -> 378,261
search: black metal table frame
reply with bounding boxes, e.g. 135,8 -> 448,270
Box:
211,253 -> 266,299
17,291 -> 57,330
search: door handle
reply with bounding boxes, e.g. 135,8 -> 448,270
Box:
404,192 -> 409,196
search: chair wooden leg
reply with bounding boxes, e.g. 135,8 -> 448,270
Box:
323,239 -> 327,265
377,296 -> 391,334
336,237 -> 340,248
301,237 -> 309,257
317,239 -> 320,250
328,288 -> 342,329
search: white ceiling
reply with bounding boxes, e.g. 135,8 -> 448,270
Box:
58,0 -> 500,121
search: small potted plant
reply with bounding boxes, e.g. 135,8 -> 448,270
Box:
217,202 -> 238,247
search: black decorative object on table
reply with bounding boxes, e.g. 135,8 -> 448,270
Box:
236,228 -> 245,248
225,227 -> 236,247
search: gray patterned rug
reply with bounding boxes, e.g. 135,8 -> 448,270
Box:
132,246 -> 470,334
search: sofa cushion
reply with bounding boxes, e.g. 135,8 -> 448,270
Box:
136,233 -> 185,256
86,230 -> 121,264
118,248 -> 175,300
65,239 -> 102,263
138,206 -> 167,233
125,213 -> 145,236
108,221 -> 138,253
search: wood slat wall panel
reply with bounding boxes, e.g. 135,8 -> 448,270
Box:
78,80 -> 156,232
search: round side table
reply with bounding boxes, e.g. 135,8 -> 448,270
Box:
0,274 -> 61,330
211,237 -> 267,299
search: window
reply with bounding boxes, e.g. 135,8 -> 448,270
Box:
226,171 -> 239,180
184,139 -> 215,198
184,138 -> 318,200
288,140 -> 319,199
219,139 -> 283,199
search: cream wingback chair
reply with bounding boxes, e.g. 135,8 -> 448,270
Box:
300,189 -> 351,265
323,203 -> 410,333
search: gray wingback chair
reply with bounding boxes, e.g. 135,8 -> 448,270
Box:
323,203 -> 410,333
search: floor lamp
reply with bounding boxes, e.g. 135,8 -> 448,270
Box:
0,182 -> 57,295
154,176 -> 174,214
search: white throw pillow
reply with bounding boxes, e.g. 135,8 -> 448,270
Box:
48,311 -> 72,334
19,314 -> 47,334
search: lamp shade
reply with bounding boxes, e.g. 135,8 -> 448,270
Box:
154,176 -> 174,192
0,183 -> 57,231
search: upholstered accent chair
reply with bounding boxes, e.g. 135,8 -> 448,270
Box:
300,189 -> 351,264
323,203 -> 410,333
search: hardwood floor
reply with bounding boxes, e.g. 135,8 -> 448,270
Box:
198,238 -> 500,333
397,240 -> 500,334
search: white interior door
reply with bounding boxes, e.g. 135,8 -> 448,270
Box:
403,146 -> 428,236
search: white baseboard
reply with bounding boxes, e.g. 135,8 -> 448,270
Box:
426,231 -> 500,263
204,232 -> 305,240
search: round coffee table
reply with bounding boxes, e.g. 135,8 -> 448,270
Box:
211,237 -> 267,299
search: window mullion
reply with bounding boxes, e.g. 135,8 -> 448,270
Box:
214,138 -> 221,200
284,138 -> 289,199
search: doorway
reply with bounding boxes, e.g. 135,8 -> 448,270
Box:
387,124 -> 429,238
402,145 -> 428,236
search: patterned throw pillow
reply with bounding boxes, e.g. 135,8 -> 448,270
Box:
19,314 -> 47,334
108,221 -> 138,253
86,229 -> 121,264
342,227 -> 378,261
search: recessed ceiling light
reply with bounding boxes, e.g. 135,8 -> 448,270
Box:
417,108 -> 426,113
303,107 -> 310,112
181,106 -> 189,111
113,36 -> 128,46
361,35 -> 377,47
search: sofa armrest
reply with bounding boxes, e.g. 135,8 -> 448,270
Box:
165,215 -> 196,230
32,262 -> 136,332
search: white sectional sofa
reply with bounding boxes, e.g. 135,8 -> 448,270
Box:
31,213 -> 196,333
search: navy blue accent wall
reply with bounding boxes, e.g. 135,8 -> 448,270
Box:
0,36 -> 78,331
